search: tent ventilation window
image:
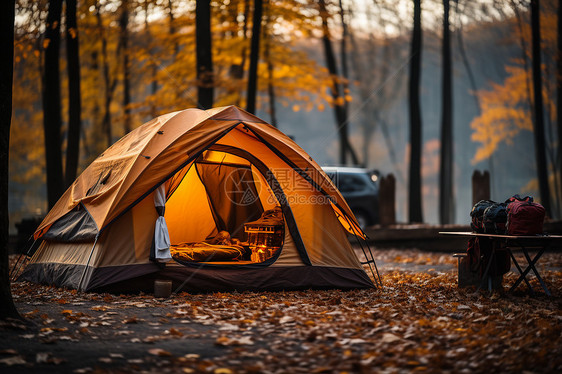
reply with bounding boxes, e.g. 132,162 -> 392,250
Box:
86,169 -> 112,196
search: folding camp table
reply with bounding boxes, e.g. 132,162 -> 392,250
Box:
439,231 -> 562,296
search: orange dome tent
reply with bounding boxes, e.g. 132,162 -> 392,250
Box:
20,106 -> 380,292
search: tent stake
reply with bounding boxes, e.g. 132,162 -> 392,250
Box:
77,234 -> 99,292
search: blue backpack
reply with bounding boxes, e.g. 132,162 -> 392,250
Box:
482,203 -> 507,234
470,200 -> 495,233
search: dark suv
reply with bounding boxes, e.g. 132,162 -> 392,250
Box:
322,166 -> 379,228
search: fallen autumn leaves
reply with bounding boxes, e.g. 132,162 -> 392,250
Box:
1,249 -> 561,373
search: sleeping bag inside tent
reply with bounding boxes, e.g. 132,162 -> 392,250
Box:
19,106 -> 379,292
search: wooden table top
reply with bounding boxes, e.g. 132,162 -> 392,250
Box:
439,231 -> 562,240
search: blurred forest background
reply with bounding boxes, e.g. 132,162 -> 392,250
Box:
8,0 -> 562,231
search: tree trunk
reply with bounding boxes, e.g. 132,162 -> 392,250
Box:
196,0 -> 214,110
455,1 -> 480,113
264,1 -> 277,127
234,0 -> 250,106
338,0 -> 359,165
319,0 -> 358,166
530,0 -> 552,216
439,0 -> 454,224
95,1 -> 115,147
339,0 -> 349,115
43,0 -> 64,209
347,5 -> 373,167
120,0 -> 131,134
556,0 -> 562,219
167,0 -> 181,104
64,0 -> 81,187
144,1 -> 158,117
266,57 -> 277,127
455,0 -> 493,197
512,1 -> 533,202
408,0 -> 423,223
168,0 -> 178,57
347,10 -> 403,173
246,0 -> 263,114
0,0 -> 21,320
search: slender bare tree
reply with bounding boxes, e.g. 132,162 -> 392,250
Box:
65,0 -> 82,187
0,0 -> 21,320
556,0 -> 562,218
530,0 -> 552,216
409,0 -> 423,223
43,0 -> 64,209
144,0 -> 158,117
95,0 -> 117,147
319,0 -> 359,165
120,0 -> 131,134
264,0 -> 277,127
246,0 -> 263,114
439,0 -> 454,224
196,0 -> 214,109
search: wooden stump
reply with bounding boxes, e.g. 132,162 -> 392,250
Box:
472,170 -> 490,205
379,174 -> 396,226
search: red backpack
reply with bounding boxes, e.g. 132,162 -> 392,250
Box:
467,237 -> 511,276
506,200 -> 545,235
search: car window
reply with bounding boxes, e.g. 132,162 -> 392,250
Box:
338,174 -> 367,193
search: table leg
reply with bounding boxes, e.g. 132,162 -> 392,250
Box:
521,246 -> 550,296
477,243 -> 496,292
508,249 -> 535,295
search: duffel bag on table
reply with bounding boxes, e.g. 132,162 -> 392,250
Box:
506,200 -> 545,235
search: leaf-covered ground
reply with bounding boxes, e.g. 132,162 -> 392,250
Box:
1,249 -> 562,373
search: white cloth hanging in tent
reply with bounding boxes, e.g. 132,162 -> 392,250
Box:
154,184 -> 172,262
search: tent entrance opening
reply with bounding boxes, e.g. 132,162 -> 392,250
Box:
164,150 -> 284,265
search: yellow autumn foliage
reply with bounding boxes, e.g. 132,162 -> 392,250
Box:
9,0 -> 344,222
470,65 -> 533,163
470,3 -> 558,164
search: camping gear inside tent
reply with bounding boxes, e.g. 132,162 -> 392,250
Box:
19,106 -> 380,292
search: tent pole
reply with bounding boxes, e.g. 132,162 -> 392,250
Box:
9,254 -> 24,281
338,213 -> 380,287
9,253 -> 25,280
10,238 -> 37,281
359,236 -> 382,287
77,234 -> 99,292
354,233 -> 380,287
350,221 -> 382,287
364,239 -> 382,287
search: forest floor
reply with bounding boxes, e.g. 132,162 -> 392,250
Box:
1,249 -> 562,374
